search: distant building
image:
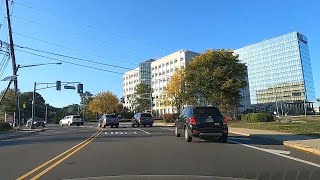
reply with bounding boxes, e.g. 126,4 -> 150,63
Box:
151,50 -> 199,116
123,67 -> 139,112
234,32 -> 316,114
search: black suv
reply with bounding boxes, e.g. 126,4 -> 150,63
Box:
175,106 -> 228,142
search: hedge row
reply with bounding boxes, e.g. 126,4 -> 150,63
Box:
241,113 -> 274,122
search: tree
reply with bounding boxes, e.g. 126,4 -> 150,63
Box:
88,91 -> 119,115
20,92 -> 46,121
185,49 -> 247,113
132,83 -> 151,112
80,91 -> 95,121
163,69 -> 187,114
0,89 -> 16,122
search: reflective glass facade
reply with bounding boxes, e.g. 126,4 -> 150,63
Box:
139,59 -> 155,85
234,32 -> 315,105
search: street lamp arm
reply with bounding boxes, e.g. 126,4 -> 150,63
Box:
18,62 -> 62,69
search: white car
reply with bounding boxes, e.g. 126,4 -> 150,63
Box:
59,115 -> 84,126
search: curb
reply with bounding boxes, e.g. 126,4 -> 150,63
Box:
229,130 -> 320,156
229,131 -> 250,137
283,141 -> 320,156
0,129 -> 45,141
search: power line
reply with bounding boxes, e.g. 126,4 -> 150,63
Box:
13,44 -> 133,70
13,31 -> 138,66
15,48 -> 125,75
13,1 -> 171,53
9,15 -> 155,57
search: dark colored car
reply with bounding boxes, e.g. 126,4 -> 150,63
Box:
132,113 -> 154,127
26,118 -> 46,128
98,114 -> 120,128
175,106 -> 228,142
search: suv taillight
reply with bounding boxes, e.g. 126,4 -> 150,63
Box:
189,117 -> 196,125
223,117 -> 228,125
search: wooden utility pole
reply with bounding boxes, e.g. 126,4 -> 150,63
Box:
5,0 -> 21,129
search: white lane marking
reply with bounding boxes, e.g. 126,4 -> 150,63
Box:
229,137 -> 251,141
104,131 -> 138,135
229,140 -> 320,168
136,128 -> 151,135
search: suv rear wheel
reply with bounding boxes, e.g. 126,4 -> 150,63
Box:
184,128 -> 192,142
68,121 -> 72,126
220,135 -> 228,143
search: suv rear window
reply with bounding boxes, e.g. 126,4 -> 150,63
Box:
141,113 -> 152,117
73,115 -> 81,118
193,107 -> 223,122
105,115 -> 117,118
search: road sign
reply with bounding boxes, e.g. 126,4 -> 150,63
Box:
64,85 -> 76,90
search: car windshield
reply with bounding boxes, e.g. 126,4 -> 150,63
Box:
105,115 -> 117,118
193,107 -> 223,121
141,113 -> 152,117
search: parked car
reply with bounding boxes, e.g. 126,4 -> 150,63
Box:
132,113 -> 154,127
98,114 -> 120,128
25,117 -> 46,128
59,115 -> 84,126
175,106 -> 228,143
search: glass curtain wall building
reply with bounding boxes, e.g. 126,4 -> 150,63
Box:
139,59 -> 155,86
234,32 -> 315,113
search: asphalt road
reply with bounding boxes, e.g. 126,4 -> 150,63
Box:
0,122 -> 320,180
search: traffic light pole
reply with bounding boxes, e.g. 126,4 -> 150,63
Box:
31,82 -> 36,129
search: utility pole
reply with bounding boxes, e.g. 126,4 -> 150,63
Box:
45,104 -> 48,124
31,82 -> 36,129
5,0 -> 21,129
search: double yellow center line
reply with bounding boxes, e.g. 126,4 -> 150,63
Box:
17,129 -> 103,180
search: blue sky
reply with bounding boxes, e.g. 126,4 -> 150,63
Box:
0,0 -> 319,108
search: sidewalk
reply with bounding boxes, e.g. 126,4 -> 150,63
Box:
0,128 -> 45,141
229,127 -> 320,156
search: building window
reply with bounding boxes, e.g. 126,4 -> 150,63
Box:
166,62 -> 169,66
162,63 -> 165,67
158,65 -> 161,68
174,59 -> 177,63
166,70 -> 169,73
170,61 -> 173,64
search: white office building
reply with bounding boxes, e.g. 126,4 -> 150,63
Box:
123,67 -> 139,112
151,50 -> 199,116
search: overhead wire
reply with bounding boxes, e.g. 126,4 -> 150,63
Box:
15,48 -> 125,75
13,0 -> 171,53
9,15 -> 153,56
0,54 -> 9,79
13,31 -> 138,66
13,43 -> 133,70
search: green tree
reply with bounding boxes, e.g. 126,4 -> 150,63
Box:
185,49 -> 247,113
132,83 -> 151,113
80,91 -> 95,121
0,89 -> 16,122
20,92 -> 46,121
163,69 -> 188,114
88,91 -> 119,114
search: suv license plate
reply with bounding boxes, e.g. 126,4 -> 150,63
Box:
206,118 -> 214,122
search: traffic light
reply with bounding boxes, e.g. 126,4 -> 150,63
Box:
56,81 -> 61,91
77,83 -> 83,93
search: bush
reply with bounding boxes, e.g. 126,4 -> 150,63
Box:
162,114 -> 179,123
0,122 -> 12,131
241,113 -> 273,123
